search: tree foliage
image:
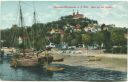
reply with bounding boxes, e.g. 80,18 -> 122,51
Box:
82,33 -> 91,46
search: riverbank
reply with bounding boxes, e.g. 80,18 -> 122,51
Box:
0,48 -> 127,81
1,47 -> 127,72
51,48 -> 127,72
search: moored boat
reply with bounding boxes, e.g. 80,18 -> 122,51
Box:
10,49 -> 53,67
10,2 -> 54,68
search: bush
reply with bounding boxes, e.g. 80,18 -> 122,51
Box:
104,46 -> 127,54
112,46 -> 127,54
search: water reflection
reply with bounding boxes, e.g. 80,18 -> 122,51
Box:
0,57 -> 127,81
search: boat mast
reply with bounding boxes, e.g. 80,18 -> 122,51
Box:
19,2 -> 25,56
33,2 -> 37,25
32,2 -> 37,55
19,2 -> 24,28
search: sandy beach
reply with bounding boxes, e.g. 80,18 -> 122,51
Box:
51,48 -> 127,72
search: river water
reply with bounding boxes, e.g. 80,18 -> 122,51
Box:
0,57 -> 127,81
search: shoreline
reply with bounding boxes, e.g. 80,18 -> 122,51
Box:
1,48 -> 127,72
51,49 -> 127,72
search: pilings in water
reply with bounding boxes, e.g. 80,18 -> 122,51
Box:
0,53 -> 3,58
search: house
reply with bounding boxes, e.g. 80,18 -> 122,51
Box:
100,24 -> 109,31
72,24 -> 81,32
49,28 -> 59,34
124,33 -> 128,39
84,26 -> 91,32
46,43 -> 55,48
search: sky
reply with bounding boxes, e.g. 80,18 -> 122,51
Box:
0,1 -> 128,29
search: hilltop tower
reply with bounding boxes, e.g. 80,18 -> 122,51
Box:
73,9 -> 75,16
72,10 -> 84,19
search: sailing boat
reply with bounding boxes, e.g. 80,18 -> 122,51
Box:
10,2 -> 53,68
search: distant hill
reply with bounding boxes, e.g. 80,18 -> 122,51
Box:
45,13 -> 98,30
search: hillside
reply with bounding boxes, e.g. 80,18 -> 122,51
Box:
1,12 -> 127,53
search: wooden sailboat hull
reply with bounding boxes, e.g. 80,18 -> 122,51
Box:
10,55 -> 53,67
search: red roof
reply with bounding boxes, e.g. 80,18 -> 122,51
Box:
74,24 -> 81,29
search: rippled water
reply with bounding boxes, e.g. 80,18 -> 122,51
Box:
0,57 -> 127,81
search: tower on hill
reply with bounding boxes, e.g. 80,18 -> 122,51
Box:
72,10 -> 84,19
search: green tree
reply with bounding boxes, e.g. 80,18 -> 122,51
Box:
63,34 -> 73,46
50,33 -> 61,44
111,29 -> 127,46
93,31 -> 104,49
82,33 -> 91,48
103,30 -> 112,51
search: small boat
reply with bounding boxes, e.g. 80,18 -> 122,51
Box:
53,58 -> 64,62
46,66 -> 64,71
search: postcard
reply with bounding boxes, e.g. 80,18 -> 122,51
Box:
0,0 -> 127,81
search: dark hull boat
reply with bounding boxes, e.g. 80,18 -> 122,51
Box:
10,55 -> 53,67
10,49 -> 53,67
